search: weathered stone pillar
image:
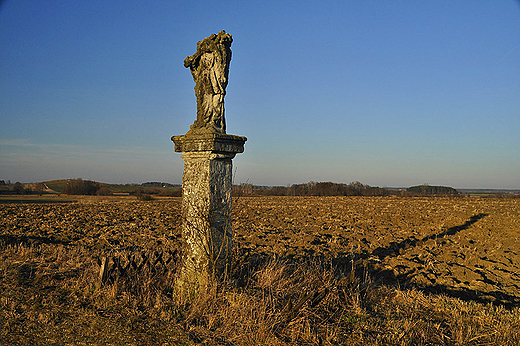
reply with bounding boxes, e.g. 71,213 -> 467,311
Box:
172,30 -> 245,293
172,133 -> 246,290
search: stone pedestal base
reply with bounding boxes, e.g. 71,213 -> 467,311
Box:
172,133 -> 246,291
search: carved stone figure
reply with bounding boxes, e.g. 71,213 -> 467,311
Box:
184,30 -> 232,134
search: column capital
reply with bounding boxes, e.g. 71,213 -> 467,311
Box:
172,133 -> 247,154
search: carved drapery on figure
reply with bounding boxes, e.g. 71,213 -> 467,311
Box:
184,30 -> 232,134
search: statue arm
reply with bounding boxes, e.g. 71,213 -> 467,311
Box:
184,54 -> 199,69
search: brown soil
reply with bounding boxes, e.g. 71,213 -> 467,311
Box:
233,196 -> 520,305
1,196 -> 519,305
0,199 -> 183,253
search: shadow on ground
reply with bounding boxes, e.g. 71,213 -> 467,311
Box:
236,213 -> 520,308
0,234 -> 71,247
368,213 -> 488,261
358,213 -> 520,307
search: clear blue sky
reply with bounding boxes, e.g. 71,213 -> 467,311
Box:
1,1 -> 519,189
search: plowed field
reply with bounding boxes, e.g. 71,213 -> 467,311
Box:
1,196 -> 519,305
234,196 -> 520,305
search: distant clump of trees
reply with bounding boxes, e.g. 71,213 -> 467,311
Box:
141,182 -> 176,188
13,182 -> 27,195
63,179 -> 102,195
407,184 -> 459,196
0,181 -> 32,195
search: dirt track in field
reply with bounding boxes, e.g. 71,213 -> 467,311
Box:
1,196 -> 519,305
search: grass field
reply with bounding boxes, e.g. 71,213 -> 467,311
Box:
1,196 -> 519,345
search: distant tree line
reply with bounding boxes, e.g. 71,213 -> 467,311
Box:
233,182 -> 466,197
120,182 -> 179,187
8,178 -> 517,198
134,186 -> 181,197
58,179 -> 181,197
233,181 -> 392,197
407,184 -> 459,196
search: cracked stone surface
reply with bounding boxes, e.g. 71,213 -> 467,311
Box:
172,133 -> 245,289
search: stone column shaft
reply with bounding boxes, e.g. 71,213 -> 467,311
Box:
172,133 -> 246,289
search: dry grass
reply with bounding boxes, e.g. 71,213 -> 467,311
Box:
2,239 -> 520,346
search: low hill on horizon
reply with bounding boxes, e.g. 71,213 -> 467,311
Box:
2,179 -> 181,196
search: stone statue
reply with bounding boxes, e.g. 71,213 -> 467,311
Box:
173,30 -> 246,293
184,30 -> 232,134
